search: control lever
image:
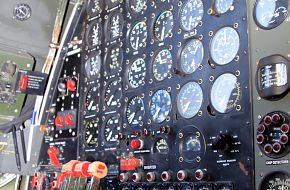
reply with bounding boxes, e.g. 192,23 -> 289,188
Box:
85,161 -> 108,190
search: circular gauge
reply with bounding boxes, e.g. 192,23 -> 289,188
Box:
256,112 -> 290,158
152,48 -> 173,81
85,52 -> 101,79
14,3 -> 32,21
210,27 -> 240,65
105,80 -> 122,108
181,185 -> 192,190
86,20 -> 102,48
85,86 -> 100,112
105,45 -> 123,73
254,0 -> 289,30
154,10 -> 174,41
106,0 -> 121,8
128,0 -> 147,14
150,89 -> 172,123
126,96 -> 145,126
210,73 -> 241,113
106,11 -> 124,41
179,126 -> 205,163
180,0 -> 204,32
129,21 -> 148,51
214,0 -> 234,14
180,39 -> 204,74
103,115 -> 121,144
260,172 -> 290,190
153,138 -> 169,154
128,58 -> 146,88
121,186 -> 130,190
165,185 -> 176,190
85,120 -> 99,146
87,0 -> 104,17
177,82 -> 203,119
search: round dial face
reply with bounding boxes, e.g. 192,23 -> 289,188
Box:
14,3 -> 32,21
153,49 -> 173,81
106,0 -> 121,8
129,21 -> 148,51
153,138 -> 169,154
181,185 -> 192,190
180,0 -> 204,31
165,185 -> 176,190
260,172 -> 290,190
210,73 -> 241,113
180,39 -> 204,74
177,82 -> 203,119
106,11 -> 124,41
128,0 -> 147,14
105,45 -> 123,73
86,20 -> 102,48
150,89 -> 172,123
85,86 -> 100,112
214,0 -> 234,14
154,10 -> 174,41
85,120 -> 99,146
87,0 -> 104,17
126,96 -> 145,126
181,134 -> 201,161
105,80 -> 122,108
103,115 -> 121,144
128,58 -> 146,88
85,52 -> 101,79
210,27 -> 240,65
254,0 -> 289,30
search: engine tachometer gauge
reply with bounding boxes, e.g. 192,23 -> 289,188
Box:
152,48 -> 173,81
128,0 -> 147,14
210,27 -> 240,65
103,115 -> 121,145
177,82 -> 203,119
85,86 -> 100,112
105,45 -> 123,74
128,58 -> 146,88
254,0 -> 289,30
85,120 -> 99,146
210,73 -> 241,113
179,39 -> 204,74
150,89 -> 172,123
105,11 -> 124,41
129,21 -> 148,51
126,96 -> 145,126
105,80 -> 122,108
87,0 -> 104,17
153,10 -> 174,41
179,0 -> 204,32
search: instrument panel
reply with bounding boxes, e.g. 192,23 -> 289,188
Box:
35,0 -> 290,189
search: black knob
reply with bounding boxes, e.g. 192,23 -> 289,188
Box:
212,134 -> 232,152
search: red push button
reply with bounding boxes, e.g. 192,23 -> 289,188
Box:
130,139 -> 143,149
67,79 -> 76,92
54,116 -> 63,129
64,114 -> 73,127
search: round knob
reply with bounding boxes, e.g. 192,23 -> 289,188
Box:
281,124 -> 290,134
280,134 -> 289,145
161,171 -> 171,182
177,170 -> 188,181
273,143 -> 282,153
257,124 -> 266,133
146,172 -> 156,182
212,134 -> 232,151
264,144 -> 273,154
263,115 -> 272,126
119,173 -> 129,183
195,169 -> 206,181
66,79 -> 76,92
130,139 -> 144,149
132,172 -> 142,182
57,83 -> 66,94
64,114 -> 74,127
54,116 -> 63,129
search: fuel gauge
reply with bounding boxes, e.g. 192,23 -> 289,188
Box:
260,172 -> 290,190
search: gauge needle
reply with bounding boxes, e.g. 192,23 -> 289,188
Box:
87,135 -> 93,144
189,16 -> 193,28
107,131 -> 113,141
128,112 -> 135,123
161,27 -> 165,41
183,101 -> 191,112
108,95 -> 114,106
153,107 -> 161,120
88,101 -> 94,110
136,37 -> 140,49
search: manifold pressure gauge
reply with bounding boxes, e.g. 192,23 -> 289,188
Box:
254,0 -> 289,30
256,54 -> 290,100
213,0 -> 234,15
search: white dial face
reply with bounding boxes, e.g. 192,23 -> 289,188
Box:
180,0 -> 204,31
214,0 -> 234,14
129,0 -> 147,13
177,82 -> 203,119
129,21 -> 148,50
210,27 -> 240,65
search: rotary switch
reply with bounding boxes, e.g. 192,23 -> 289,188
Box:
212,134 -> 233,152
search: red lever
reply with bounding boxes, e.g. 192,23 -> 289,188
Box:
87,161 -> 108,179
74,161 -> 91,178
19,74 -> 28,91
47,147 -> 60,167
61,160 -> 80,177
